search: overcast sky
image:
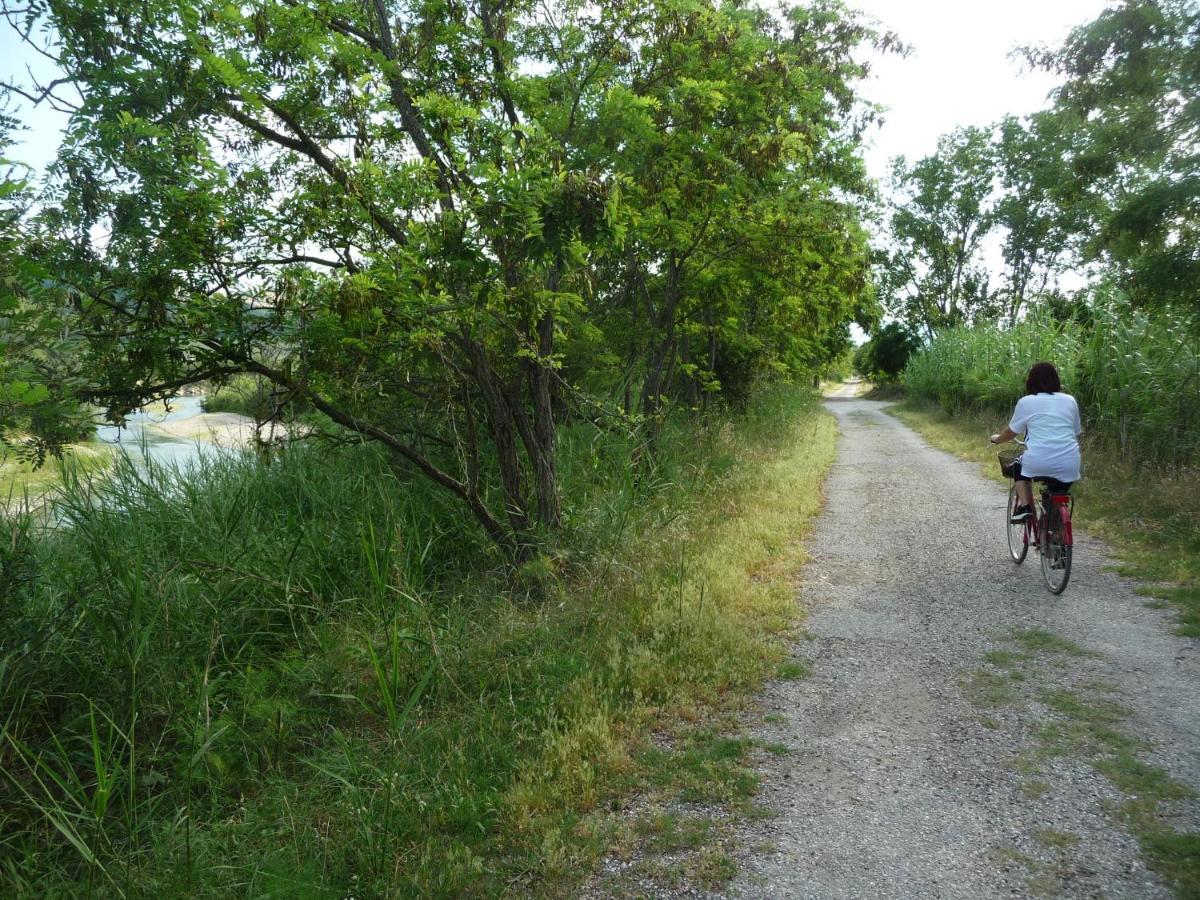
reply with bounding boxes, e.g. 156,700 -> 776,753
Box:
4,1 -> 1113,178
850,0 -> 1113,181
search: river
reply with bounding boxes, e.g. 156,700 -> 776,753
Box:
94,396 -> 257,471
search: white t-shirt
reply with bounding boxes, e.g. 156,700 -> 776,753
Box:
1009,392 -> 1082,482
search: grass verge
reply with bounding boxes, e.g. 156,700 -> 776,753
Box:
890,399 -> 1200,635
0,386 -> 834,897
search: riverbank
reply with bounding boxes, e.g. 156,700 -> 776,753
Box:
0,441 -> 113,500
2,399 -> 263,503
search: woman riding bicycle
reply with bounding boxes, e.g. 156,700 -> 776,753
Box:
989,362 -> 1082,523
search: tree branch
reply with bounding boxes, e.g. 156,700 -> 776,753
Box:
240,355 -> 513,553
223,98 -> 409,246
367,0 -> 462,210
480,0 -> 525,141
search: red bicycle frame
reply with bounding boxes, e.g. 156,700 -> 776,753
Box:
1025,492 -> 1073,549
1053,495 -> 1074,547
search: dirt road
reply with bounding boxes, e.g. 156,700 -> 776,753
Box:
723,398 -> 1200,898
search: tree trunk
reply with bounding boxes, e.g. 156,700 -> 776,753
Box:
640,255 -> 681,422
529,309 -> 560,529
462,339 -> 536,557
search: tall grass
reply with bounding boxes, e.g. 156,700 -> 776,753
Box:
0,387 -> 834,896
903,301 -> 1200,466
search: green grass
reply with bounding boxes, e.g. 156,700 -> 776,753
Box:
1032,828 -> 1079,849
964,670 -> 1021,707
983,649 -> 1030,667
891,400 -> 1200,635
1143,833 -> 1200,900
1010,629 -> 1094,658
0,385 -> 836,897
1,441 -> 112,499
1021,779 -> 1051,800
776,660 -> 808,680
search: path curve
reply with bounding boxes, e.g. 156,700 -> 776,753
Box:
725,398 -> 1200,899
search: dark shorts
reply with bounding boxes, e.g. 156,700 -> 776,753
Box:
1012,460 -> 1072,493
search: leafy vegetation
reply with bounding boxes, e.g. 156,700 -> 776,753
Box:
0,120 -> 92,464
1,0 -> 883,562
0,386 -> 834,896
853,322 -> 919,383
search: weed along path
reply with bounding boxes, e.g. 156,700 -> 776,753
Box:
718,398 -> 1200,899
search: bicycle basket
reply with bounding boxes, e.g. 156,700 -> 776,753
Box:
997,448 -> 1022,479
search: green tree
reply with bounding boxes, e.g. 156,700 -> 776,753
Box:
853,322 -> 918,382
2,0 -> 879,557
572,0 -> 880,418
0,114 -> 90,464
992,112 -> 1080,324
1029,0 -> 1200,307
876,126 -> 996,336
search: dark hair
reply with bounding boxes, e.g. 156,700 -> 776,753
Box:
1026,361 -> 1062,395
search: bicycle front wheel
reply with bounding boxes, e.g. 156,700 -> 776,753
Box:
1041,507 -> 1072,593
1007,484 -> 1028,564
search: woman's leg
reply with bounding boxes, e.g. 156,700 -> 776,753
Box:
1016,479 -> 1033,509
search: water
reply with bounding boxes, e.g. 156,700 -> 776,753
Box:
94,396 -> 238,471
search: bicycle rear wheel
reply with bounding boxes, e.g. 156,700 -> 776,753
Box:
1007,484 -> 1028,563
1040,502 -> 1072,593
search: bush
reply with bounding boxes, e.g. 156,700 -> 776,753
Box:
854,323 -> 920,382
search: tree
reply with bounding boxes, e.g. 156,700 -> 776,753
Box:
992,113 -> 1080,324
570,0 -> 881,420
0,113 -> 90,465
1029,0 -> 1200,307
2,0 -> 880,558
853,322 -> 918,382
875,126 -> 996,336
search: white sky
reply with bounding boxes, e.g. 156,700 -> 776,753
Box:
850,0 -> 1113,182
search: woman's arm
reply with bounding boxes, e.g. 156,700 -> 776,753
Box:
989,426 -> 1018,445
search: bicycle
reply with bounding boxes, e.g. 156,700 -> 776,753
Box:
997,443 -> 1074,594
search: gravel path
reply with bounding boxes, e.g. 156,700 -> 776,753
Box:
723,398 -> 1200,899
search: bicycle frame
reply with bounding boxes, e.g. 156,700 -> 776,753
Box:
1023,489 -> 1073,550
1000,436 -> 1076,593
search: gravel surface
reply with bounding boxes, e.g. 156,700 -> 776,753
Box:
726,398 -> 1200,899
589,397 -> 1199,899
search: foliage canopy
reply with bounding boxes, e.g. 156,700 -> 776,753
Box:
2,0 -> 883,557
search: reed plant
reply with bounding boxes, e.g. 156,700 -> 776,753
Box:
904,299 -> 1200,466
0,386 -> 834,896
